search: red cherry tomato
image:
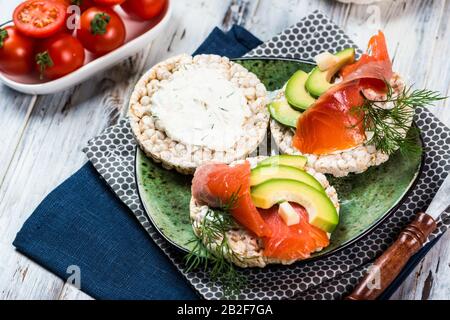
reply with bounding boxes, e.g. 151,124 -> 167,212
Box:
35,33 -> 85,79
76,7 -> 126,56
0,26 -> 35,75
121,0 -> 167,20
13,0 -> 68,39
92,0 -> 126,5
52,0 -> 73,34
54,0 -> 70,6
55,0 -> 94,12
73,0 -> 96,11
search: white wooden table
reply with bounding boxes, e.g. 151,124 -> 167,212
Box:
0,0 -> 449,300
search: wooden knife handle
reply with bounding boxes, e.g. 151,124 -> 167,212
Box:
346,212 -> 437,300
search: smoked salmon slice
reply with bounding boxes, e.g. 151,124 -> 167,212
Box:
260,203 -> 329,260
293,80 -> 366,155
340,31 -> 393,83
293,31 -> 393,155
192,162 -> 272,237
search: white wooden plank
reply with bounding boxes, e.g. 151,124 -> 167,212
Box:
0,0 -> 449,300
58,284 -> 93,300
0,93 -> 35,185
240,0 -> 365,42
0,243 -> 63,300
420,0 -> 450,127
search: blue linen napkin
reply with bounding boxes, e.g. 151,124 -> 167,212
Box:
13,24 -> 438,300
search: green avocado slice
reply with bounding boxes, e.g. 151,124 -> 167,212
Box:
268,99 -> 301,128
258,155 -> 307,170
250,179 -> 339,233
250,164 -> 325,193
285,70 -> 317,110
305,47 -> 356,97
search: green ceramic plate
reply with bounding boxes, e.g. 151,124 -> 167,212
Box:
135,58 -> 423,260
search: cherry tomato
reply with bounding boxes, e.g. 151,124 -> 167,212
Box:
35,33 -> 85,79
54,0 -> 71,6
13,0 -> 68,39
55,0 -> 95,11
73,0 -> 95,11
52,0 -> 73,34
76,7 -> 126,56
92,0 -> 126,5
121,0 -> 167,20
0,26 -> 35,75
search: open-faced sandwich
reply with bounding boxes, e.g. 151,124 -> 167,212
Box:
129,54 -> 269,174
190,155 -> 339,268
270,32 -> 414,177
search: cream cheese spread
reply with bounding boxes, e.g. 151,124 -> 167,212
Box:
151,66 -> 249,151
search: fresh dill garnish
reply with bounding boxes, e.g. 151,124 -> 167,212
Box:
184,189 -> 247,298
354,83 -> 446,156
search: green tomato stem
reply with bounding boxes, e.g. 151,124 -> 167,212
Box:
90,13 -> 110,36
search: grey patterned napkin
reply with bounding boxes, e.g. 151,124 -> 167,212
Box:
84,11 -> 450,300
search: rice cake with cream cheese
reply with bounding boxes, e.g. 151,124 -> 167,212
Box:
129,54 -> 269,174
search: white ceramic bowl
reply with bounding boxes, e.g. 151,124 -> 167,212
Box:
0,1 -> 172,95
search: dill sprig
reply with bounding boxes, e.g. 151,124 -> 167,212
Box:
185,189 -> 247,298
355,83 -> 446,156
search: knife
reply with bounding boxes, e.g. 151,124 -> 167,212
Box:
346,175 -> 450,300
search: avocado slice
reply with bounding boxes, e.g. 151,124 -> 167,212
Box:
250,164 -> 325,193
285,70 -> 317,110
268,99 -> 301,128
305,47 -> 356,97
258,155 -> 307,170
251,179 -> 339,233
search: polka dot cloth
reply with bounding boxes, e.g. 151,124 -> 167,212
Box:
83,11 -> 450,300
245,11 -> 363,60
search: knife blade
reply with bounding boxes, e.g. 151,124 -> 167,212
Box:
346,175 -> 450,300
425,175 -> 450,219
